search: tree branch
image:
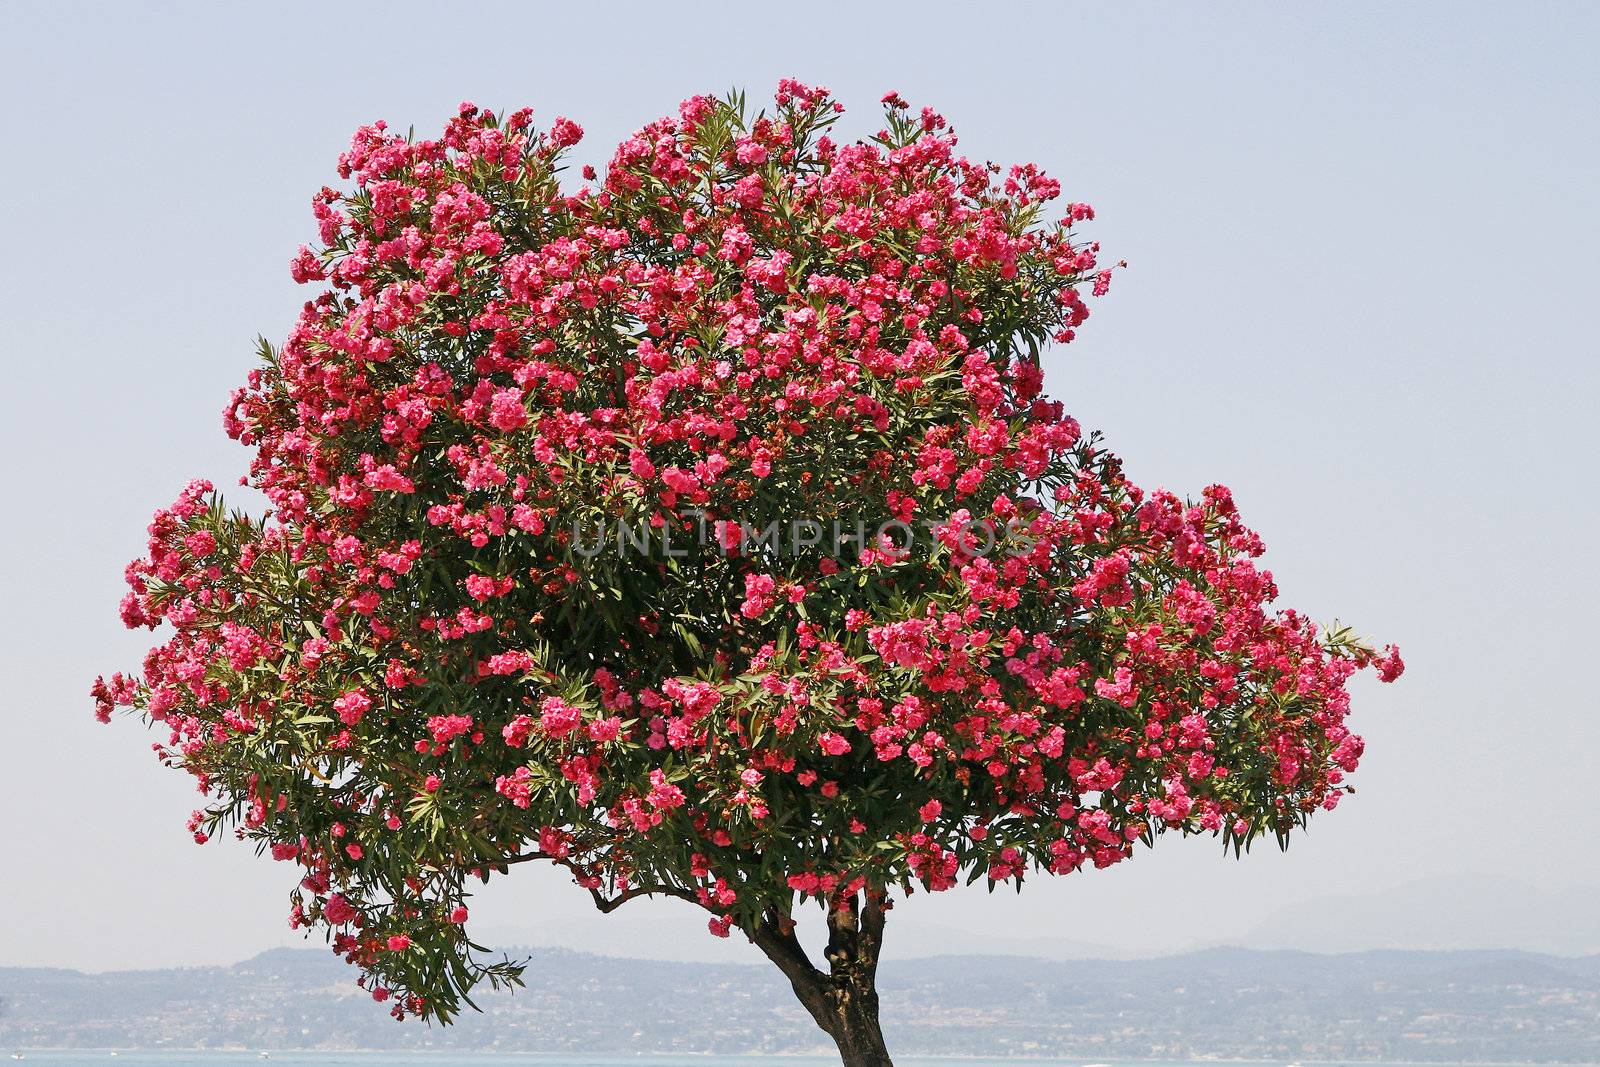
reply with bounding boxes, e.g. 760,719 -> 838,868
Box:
747,908 -> 836,1034
589,881 -> 699,913
748,910 -> 826,987
503,850 -> 699,913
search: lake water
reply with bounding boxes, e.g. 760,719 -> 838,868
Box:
0,1055 -> 1520,1067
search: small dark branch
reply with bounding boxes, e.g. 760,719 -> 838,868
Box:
503,850 -> 547,866
589,881 -> 699,913
504,851 -> 698,913
749,910 -> 825,984
748,910 -> 835,1033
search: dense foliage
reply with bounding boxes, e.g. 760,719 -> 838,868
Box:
97,82 -> 1400,1030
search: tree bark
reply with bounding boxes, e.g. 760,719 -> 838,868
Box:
748,892 -> 894,1067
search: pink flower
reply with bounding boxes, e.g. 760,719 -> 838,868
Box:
539,697 -> 582,738
465,574 -> 495,600
333,689 -> 371,727
502,714 -> 534,747
661,466 -> 701,496
427,714 -> 474,745
184,530 -> 217,558
487,388 -> 527,432
289,245 -> 325,283
495,766 -> 533,808
819,732 -> 851,756
740,573 -> 777,618
646,768 -> 685,811
538,825 -> 571,858
550,117 -> 584,148
324,894 -> 358,925
1376,645 -> 1405,682
788,871 -> 821,895
988,847 -> 1024,882
386,935 -> 411,952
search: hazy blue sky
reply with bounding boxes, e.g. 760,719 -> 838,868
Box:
2,2 -> 1596,972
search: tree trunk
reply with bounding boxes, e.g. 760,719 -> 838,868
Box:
748,892 -> 895,1067
823,969 -> 894,1067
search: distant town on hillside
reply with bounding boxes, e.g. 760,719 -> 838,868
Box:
3,946 -> 1597,1063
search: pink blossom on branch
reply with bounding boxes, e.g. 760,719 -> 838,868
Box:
95,82 -> 1399,1050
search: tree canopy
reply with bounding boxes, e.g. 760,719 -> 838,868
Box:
97,82 -> 1401,1046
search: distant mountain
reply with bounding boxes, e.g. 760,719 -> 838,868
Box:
3,945 -> 1598,1062
474,875 -> 1600,964
1234,876 -> 1600,955
477,913 -> 1128,964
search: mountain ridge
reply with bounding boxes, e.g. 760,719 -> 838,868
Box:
4,945 -> 1599,1062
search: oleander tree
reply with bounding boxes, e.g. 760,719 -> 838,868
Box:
96,82 -> 1402,1067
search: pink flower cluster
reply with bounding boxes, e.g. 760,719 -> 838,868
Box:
96,83 -> 1399,1022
